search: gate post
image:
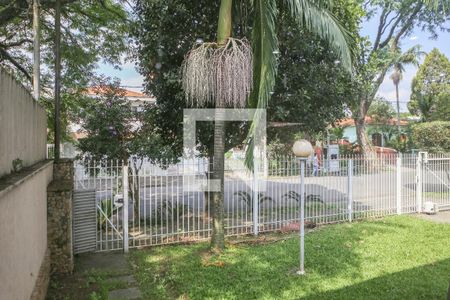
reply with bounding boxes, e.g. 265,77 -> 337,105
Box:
47,159 -> 74,273
396,156 -> 402,215
416,153 -> 423,213
347,159 -> 353,222
252,157 -> 259,236
122,165 -> 129,253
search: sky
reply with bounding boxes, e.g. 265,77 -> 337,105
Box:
98,14 -> 450,113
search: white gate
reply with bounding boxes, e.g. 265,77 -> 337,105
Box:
418,153 -> 450,211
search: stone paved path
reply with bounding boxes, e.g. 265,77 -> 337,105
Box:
77,252 -> 142,300
416,210 -> 450,224
47,251 -> 142,299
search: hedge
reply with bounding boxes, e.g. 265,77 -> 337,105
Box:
412,121 -> 450,153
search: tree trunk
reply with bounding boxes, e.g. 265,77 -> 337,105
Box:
210,111 -> 226,253
208,0 -> 233,253
33,0 -> 40,100
395,82 -> 401,135
203,152 -> 214,218
355,95 -> 375,158
130,166 -> 140,224
217,0 -> 232,45
54,0 -> 61,161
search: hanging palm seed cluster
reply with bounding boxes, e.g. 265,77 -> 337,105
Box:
181,37 -> 253,108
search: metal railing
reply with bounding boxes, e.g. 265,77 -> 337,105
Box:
73,153 -> 450,252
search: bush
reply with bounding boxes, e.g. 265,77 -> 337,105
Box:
412,121 -> 450,153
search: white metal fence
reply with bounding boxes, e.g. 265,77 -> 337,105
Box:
72,152 -> 450,252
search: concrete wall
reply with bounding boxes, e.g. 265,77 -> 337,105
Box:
0,162 -> 53,300
0,68 -> 47,178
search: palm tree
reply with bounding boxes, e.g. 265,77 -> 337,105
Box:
389,42 -> 423,134
181,0 -> 352,252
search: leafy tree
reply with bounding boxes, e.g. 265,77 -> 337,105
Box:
77,80 -> 174,221
432,93 -> 450,121
266,0 -> 362,148
351,0 -> 449,156
412,121 -> 450,153
135,0 -> 354,252
408,48 -> 450,121
0,0 -> 132,141
367,98 -> 395,123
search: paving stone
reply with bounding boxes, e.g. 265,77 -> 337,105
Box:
75,252 -> 130,273
108,287 -> 142,300
107,275 -> 136,285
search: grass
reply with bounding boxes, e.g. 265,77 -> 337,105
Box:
130,215 -> 450,299
423,191 -> 450,199
46,269 -> 130,300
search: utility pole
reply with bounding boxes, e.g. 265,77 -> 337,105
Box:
54,0 -> 61,161
33,0 -> 40,100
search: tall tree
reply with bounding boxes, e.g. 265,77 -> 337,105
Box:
351,0 -> 449,156
178,0 -> 352,252
133,0 -> 361,156
408,48 -> 450,121
54,0 -> 61,161
0,0 -> 132,141
389,42 -> 423,133
32,0 -> 40,99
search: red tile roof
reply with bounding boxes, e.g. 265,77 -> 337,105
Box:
86,86 -> 149,98
335,116 -> 408,127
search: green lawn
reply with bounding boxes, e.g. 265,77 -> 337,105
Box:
130,216 -> 450,299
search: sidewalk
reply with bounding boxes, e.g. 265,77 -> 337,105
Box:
416,210 -> 450,224
47,252 -> 142,300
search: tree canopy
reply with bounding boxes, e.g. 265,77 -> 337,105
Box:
350,0 -> 449,154
133,0 -> 362,157
408,48 -> 450,121
0,0 -> 133,141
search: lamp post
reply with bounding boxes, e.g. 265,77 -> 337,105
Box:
292,139 -> 314,275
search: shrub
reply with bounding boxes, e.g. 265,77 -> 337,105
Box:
412,121 -> 450,153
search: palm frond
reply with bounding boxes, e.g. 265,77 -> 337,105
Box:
285,0 -> 353,71
245,0 -> 278,170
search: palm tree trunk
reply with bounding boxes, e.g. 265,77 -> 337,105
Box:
217,0 -> 232,45
209,0 -> 232,253
210,111 -> 226,252
395,82 -> 401,135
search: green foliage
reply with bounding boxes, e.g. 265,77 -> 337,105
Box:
76,80 -> 175,162
147,201 -> 192,226
246,0 -> 357,169
432,93 -> 450,121
77,81 -> 136,161
98,199 -> 113,229
367,99 -> 395,123
329,127 -> 345,141
130,216 -> 450,299
11,158 -> 23,173
133,0 -> 360,165
0,0 -> 132,142
409,48 -> 450,121
351,0 -> 449,152
412,121 -> 450,153
282,191 -> 323,203
233,191 -> 272,212
0,0 -> 130,86
132,0 -> 249,158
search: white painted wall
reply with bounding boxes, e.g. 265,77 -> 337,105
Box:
0,68 -> 47,177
